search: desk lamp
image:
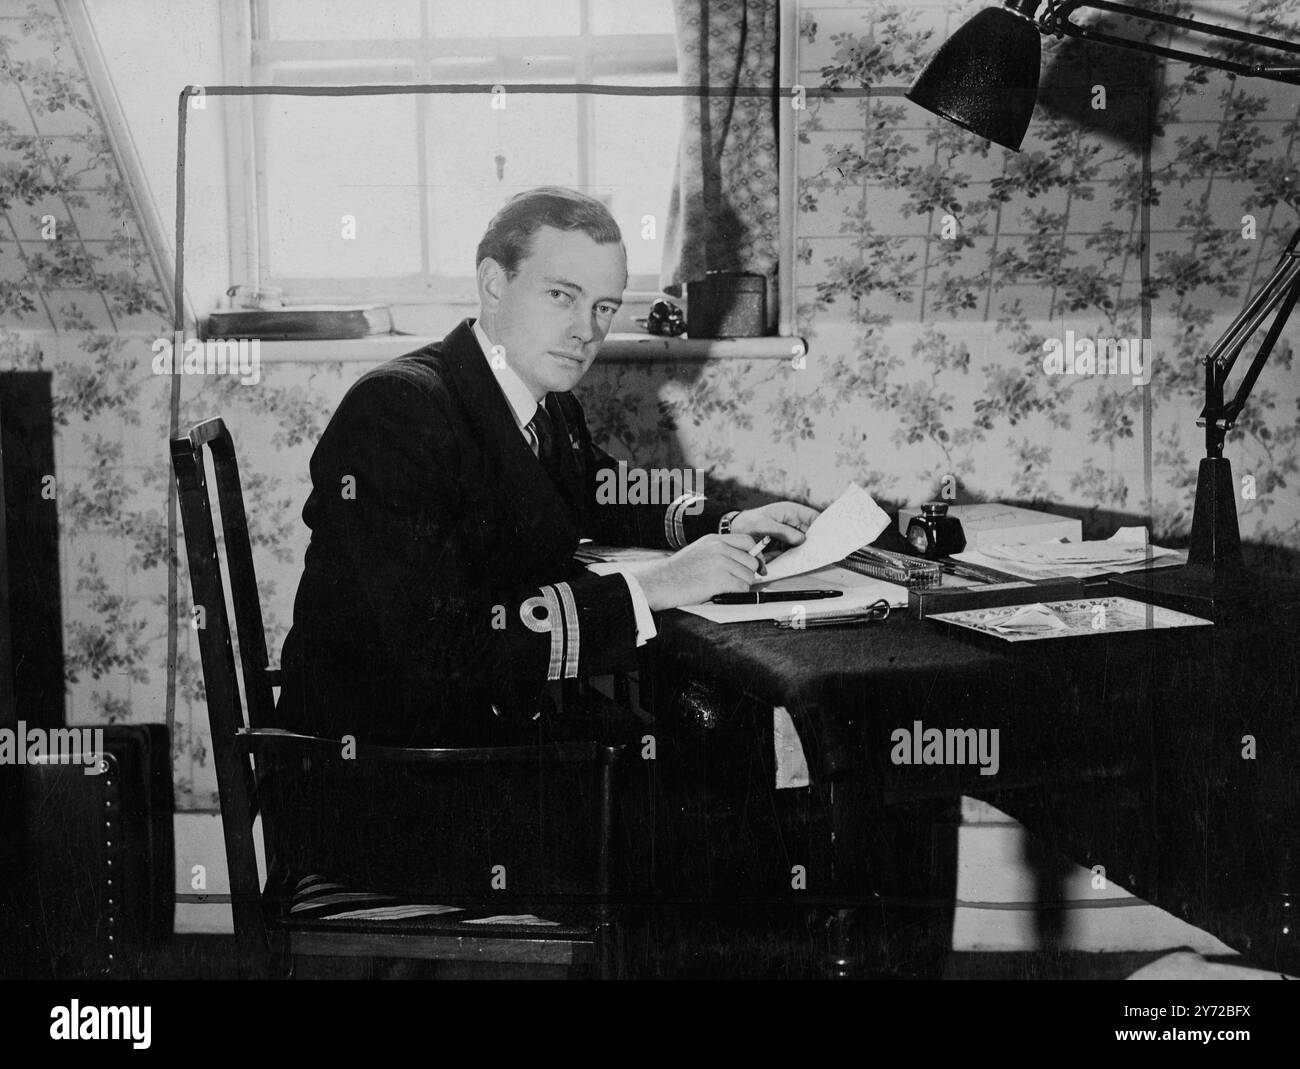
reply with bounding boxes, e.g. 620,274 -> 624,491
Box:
906,1 -> 1300,619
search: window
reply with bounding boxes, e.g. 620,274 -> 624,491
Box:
237,0 -> 681,309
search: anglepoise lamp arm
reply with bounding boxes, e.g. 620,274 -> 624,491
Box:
909,3 -> 1300,616
1042,0 -> 1300,84
1201,231 -> 1300,458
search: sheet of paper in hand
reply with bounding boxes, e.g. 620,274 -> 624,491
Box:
757,483 -> 891,583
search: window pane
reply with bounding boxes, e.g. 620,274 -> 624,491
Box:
262,97 -> 422,278
267,0 -> 422,39
425,92 -> 580,276
590,0 -> 676,36
429,0 -> 580,38
251,0 -> 680,291
591,76 -> 680,278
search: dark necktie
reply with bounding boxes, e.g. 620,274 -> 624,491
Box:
529,397 -> 564,484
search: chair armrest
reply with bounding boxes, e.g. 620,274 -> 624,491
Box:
237,728 -> 628,767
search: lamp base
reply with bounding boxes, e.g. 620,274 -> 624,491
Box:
1110,456 -> 1255,622
1108,564 -> 1261,624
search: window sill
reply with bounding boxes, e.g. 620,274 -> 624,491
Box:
252,332 -> 807,364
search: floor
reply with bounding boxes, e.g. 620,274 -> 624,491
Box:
143,933 -> 1197,980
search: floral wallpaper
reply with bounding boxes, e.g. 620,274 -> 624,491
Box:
583,0 -> 1300,563
2,0 -> 1298,815
0,0 -> 347,810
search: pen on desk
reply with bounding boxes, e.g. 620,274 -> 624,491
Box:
774,613 -> 878,628
711,589 -> 843,605
938,558 -> 1017,583
772,597 -> 894,628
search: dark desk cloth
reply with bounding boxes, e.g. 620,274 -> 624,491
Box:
649,580 -> 1300,967
653,603 -> 1204,783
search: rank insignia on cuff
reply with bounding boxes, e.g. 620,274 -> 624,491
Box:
664,493 -> 706,549
519,581 -> 580,680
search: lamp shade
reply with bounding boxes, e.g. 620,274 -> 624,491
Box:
905,5 -> 1043,152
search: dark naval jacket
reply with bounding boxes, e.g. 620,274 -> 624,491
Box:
276,319 -> 727,746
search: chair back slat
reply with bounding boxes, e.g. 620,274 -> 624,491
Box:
201,422 -> 278,728
169,418 -> 272,973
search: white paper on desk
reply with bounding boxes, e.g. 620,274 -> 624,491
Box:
681,565 -> 907,624
954,528 -> 1182,581
981,527 -> 1173,565
756,483 -> 891,583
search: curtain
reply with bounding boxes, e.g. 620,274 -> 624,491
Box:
661,0 -> 780,327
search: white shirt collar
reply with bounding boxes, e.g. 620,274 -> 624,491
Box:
472,318 -> 538,432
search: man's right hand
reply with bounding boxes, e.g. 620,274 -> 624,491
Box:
637,533 -> 761,611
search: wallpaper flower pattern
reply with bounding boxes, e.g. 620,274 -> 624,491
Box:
0,0 -> 349,809
583,0 -> 1300,565
1,0 -> 1298,814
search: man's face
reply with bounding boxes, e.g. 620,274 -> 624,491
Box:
478,226 -> 627,399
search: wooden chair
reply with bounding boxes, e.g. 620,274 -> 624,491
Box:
170,417 -> 632,979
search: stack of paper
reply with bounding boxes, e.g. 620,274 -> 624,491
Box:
576,543 -> 671,576
953,527 -> 1182,581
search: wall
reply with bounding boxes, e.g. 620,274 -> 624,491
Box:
579,0 -> 1300,558
0,0 -> 251,813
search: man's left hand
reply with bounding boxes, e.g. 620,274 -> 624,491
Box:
729,501 -> 820,547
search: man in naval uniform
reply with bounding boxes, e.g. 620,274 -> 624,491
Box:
277,187 -> 817,750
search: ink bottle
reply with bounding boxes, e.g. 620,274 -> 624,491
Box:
906,501 -> 966,559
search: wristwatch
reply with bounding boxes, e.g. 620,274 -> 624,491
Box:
718,510 -> 741,535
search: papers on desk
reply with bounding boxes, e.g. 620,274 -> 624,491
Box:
577,543 -> 673,578
681,565 -> 908,624
756,483 -> 891,583
578,482 -> 891,592
952,527 -> 1183,581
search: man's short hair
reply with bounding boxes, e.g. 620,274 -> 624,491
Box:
476,186 -> 623,277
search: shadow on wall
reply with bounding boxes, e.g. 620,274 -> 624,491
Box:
1037,34 -> 1162,153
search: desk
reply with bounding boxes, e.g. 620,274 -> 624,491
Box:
641,578 -> 1300,977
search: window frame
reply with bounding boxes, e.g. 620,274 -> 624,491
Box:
231,0 -> 681,308
64,0 -> 796,338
